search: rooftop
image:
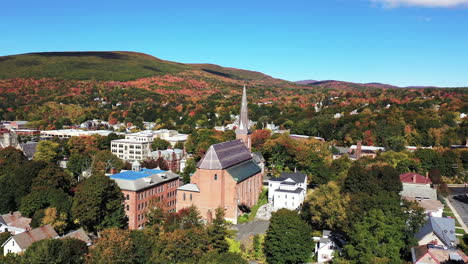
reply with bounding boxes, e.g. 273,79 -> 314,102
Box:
110,168 -> 165,181
110,169 -> 180,192
197,140 -> 252,170
400,172 -> 432,184
8,225 -> 58,250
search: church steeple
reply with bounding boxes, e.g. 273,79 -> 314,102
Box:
236,85 -> 251,151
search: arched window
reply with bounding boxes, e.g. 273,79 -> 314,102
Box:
214,174 -> 218,181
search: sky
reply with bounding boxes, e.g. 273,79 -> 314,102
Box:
1,0 -> 468,87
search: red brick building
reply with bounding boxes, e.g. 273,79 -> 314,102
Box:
110,162 -> 180,229
176,86 -> 263,223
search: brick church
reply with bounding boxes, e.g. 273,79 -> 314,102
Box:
176,86 -> 263,223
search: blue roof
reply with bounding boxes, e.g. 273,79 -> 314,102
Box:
110,168 -> 165,181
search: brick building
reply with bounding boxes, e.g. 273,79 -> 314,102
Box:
110,162 -> 180,229
176,86 -> 263,223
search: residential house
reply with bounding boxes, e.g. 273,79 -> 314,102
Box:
415,216 -> 458,248
404,198 -> 444,218
400,172 -> 437,200
411,244 -> 468,264
268,172 -> 307,211
1,225 -> 58,256
61,228 -> 92,246
313,230 -> 345,263
349,141 -> 385,159
0,211 -> 31,235
110,162 -> 180,229
177,86 -> 263,224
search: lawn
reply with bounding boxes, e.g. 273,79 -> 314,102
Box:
237,188 -> 268,223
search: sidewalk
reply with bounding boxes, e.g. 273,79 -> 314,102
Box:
443,196 -> 468,233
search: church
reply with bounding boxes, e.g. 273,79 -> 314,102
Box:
176,86 -> 263,223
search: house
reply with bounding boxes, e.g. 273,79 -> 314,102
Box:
61,228 -> 92,246
110,162 -> 180,229
176,86 -> 263,224
349,141 -> 385,159
411,244 -> 468,264
404,198 -> 444,217
150,148 -> 186,172
400,172 -> 437,200
16,142 -> 38,160
415,216 -> 458,248
313,230 -> 345,263
332,146 -> 350,160
0,211 -> 32,235
1,225 -> 58,255
268,172 -> 307,211
9,121 -> 29,130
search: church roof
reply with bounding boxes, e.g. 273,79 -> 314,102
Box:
226,159 -> 261,183
197,140 -> 252,170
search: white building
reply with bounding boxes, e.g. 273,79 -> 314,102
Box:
111,139 -> 151,162
268,172 -> 307,211
313,230 -> 344,263
0,212 -> 31,235
1,225 -> 58,256
40,129 -> 119,139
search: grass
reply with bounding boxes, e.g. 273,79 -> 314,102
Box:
237,188 -> 269,224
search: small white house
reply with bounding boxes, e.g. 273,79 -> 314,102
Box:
0,211 -> 31,235
2,225 -> 58,256
313,230 -> 345,263
268,172 -> 307,211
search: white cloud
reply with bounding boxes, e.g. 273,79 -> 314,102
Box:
371,0 -> 468,8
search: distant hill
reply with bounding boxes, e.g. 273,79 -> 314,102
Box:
0,51 -> 279,82
296,79 -> 434,89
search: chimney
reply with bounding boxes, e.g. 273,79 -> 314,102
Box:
413,176 -> 417,183
425,172 -> 429,179
356,141 -> 362,159
110,167 -> 118,175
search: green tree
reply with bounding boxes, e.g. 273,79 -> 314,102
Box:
21,238 -> 87,264
181,158 -> 196,184
207,207 -> 229,253
343,209 -> 405,264
67,153 -> 91,178
199,251 -> 248,264
301,181 -> 349,231
71,173 -> 127,233
34,140 -> 61,163
151,138 -> 171,150
264,209 -> 313,264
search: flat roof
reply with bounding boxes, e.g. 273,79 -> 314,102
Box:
110,168 -> 165,181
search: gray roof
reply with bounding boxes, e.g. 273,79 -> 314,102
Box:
177,183 -> 200,192
226,159 -> 261,183
335,146 -> 349,155
415,216 -> 457,248
400,186 -> 437,200
19,142 -> 38,159
197,140 -> 252,170
270,172 -> 307,184
252,152 -> 265,163
274,187 -> 304,194
61,229 -> 92,245
10,225 -> 58,250
111,171 -> 180,192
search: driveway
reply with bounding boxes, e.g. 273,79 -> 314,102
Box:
447,187 -> 468,228
232,220 -> 270,242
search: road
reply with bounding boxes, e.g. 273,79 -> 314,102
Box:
448,187 -> 468,228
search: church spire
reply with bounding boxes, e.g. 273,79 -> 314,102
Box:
236,85 -> 251,151
236,84 -> 250,135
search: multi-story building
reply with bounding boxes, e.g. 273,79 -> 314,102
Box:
110,162 -> 180,229
268,172 -> 307,211
40,129 -> 117,139
111,138 -> 151,162
176,86 -> 263,224
150,148 -> 185,172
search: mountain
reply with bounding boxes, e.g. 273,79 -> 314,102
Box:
296,79 -> 437,89
0,51 -> 279,82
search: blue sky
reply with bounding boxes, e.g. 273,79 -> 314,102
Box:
1,0 -> 467,87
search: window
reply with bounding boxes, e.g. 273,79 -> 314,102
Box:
190,194 -> 192,201
214,174 -> 218,181
126,205 -> 129,211
183,193 -> 186,201
126,194 -> 130,200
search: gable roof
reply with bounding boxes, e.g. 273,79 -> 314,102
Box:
415,217 -> 457,248
0,211 -> 31,230
412,244 -> 468,263
18,142 -> 38,159
197,140 -> 252,170
269,172 -> 307,184
400,172 -> 432,184
177,183 -> 200,192
11,225 -> 58,250
61,229 -> 92,245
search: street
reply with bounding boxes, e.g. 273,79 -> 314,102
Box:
448,187 -> 468,227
